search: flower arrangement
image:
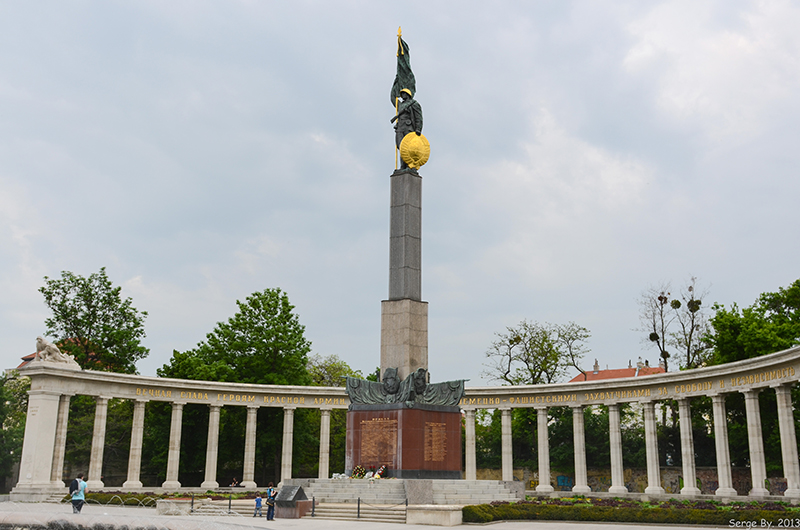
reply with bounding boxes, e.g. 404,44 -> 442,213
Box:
351,465 -> 367,479
374,465 -> 387,478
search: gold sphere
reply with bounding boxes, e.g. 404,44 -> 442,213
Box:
400,132 -> 430,169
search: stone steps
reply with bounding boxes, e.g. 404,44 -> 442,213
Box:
432,480 -> 519,505
301,478 -> 521,506
303,479 -> 407,504
312,503 -> 406,524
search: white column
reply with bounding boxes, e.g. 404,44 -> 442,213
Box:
608,403 -> 627,494
678,398 -> 700,495
13,390 -> 61,491
50,394 -> 72,487
572,405 -> 590,493
122,399 -> 146,489
280,407 -> 295,483
743,389 -> 769,496
712,394 -> 737,496
775,385 -> 800,498
318,409 -> 331,479
201,405 -> 221,489
465,409 -> 477,481
643,401 -> 664,494
162,402 -> 184,489
242,405 -> 259,488
500,408 -> 513,482
87,396 -> 109,489
535,406 -> 554,492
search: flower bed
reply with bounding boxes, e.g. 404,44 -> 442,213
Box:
463,497 -> 800,525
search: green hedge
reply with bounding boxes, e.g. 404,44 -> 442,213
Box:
463,503 -> 798,525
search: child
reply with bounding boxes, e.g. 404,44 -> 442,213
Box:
253,492 -> 263,517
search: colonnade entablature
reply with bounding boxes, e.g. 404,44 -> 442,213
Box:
459,346 -> 798,410
10,345 -> 800,501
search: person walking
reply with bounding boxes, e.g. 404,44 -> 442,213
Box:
69,473 -> 87,513
253,492 -> 263,517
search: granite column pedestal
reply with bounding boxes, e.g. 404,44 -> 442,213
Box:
381,169 -> 428,382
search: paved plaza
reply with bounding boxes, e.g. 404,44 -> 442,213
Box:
0,501 -> 732,530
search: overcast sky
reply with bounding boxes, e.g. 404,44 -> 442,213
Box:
2,1 -> 798,385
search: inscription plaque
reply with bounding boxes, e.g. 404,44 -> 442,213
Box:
424,421 -> 446,462
360,417 -> 397,464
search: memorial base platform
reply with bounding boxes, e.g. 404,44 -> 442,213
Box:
345,404 -> 462,479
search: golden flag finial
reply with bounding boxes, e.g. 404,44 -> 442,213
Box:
396,27 -> 405,57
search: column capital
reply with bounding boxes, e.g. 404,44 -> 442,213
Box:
533,404 -> 547,411
209,404 -> 222,411
569,403 -> 584,410
246,404 -> 260,410
741,388 -> 762,398
772,383 -> 793,394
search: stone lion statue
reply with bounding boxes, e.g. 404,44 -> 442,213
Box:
35,336 -> 78,366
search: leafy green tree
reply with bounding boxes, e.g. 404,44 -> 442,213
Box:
306,354 -> 363,476
36,268 -> 148,485
708,279 -> 800,365
0,371 -> 29,491
707,279 -> 800,476
483,320 -> 590,385
478,320 -> 592,478
160,288 -> 311,385
39,267 -> 149,374
151,288 -> 313,486
307,354 -> 362,386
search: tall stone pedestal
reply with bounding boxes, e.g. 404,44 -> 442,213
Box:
381,299 -> 428,382
381,169 -> 428,382
346,404 -> 462,479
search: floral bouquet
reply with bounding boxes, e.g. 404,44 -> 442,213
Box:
374,465 -> 387,478
351,465 -> 367,479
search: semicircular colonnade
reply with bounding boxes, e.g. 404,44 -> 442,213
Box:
10,345 -> 800,501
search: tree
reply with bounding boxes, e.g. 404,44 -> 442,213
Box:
638,282 -> 676,372
306,354 -> 363,476
707,279 -> 800,476
0,371 -> 29,491
39,267 -> 149,374
638,277 -> 711,371
670,277 -> 711,369
159,288 -> 311,385
557,322 -> 591,381
479,320 -> 591,479
482,320 -> 590,385
708,279 -> 800,365
307,354 -> 362,387
154,288 -> 314,485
